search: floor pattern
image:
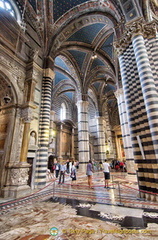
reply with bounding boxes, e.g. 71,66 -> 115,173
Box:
0,171 -> 158,239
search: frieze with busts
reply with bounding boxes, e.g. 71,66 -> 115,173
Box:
114,18 -> 157,55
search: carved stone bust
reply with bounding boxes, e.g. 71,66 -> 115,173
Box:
29,131 -> 36,146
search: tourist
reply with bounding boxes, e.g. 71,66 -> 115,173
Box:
103,159 -> 110,188
66,159 -> 70,173
55,160 -> 60,178
86,160 -> 94,188
70,161 -> 77,186
58,161 -> 66,184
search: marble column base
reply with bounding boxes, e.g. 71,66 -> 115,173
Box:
2,162 -> 31,198
2,185 -> 31,198
78,162 -> 87,173
139,191 -> 157,202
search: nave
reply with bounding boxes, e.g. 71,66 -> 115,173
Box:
0,171 -> 158,240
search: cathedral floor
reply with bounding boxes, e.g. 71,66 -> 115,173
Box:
0,171 -> 158,239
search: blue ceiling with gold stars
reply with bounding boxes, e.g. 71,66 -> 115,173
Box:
68,50 -> 86,70
53,0 -> 89,22
101,33 -> 114,58
52,2 -> 116,101
67,23 -> 106,44
90,59 -> 105,70
28,0 -> 36,12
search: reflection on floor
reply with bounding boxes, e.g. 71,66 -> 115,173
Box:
0,171 -> 158,239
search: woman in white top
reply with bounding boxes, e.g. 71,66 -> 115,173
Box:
103,160 -> 110,188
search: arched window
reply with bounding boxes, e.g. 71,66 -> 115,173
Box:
60,103 -> 66,120
0,0 -> 21,22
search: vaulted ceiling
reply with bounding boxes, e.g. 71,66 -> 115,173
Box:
16,0 -> 124,125
51,2 -> 120,123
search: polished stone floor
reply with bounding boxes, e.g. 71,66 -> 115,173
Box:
0,171 -> 158,239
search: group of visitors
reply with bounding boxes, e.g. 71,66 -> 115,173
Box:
114,160 -> 126,172
58,160 -> 77,186
47,159 -> 78,186
48,158 -> 126,189
86,159 -> 110,189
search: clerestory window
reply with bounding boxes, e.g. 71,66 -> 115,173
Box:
0,0 -> 21,22
60,103 -> 66,121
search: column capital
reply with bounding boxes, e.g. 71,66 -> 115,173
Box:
95,115 -> 103,120
77,93 -> 88,101
21,107 -> 33,123
26,61 -> 42,83
114,18 -> 156,56
43,68 -> 55,79
76,100 -> 89,107
114,88 -> 124,99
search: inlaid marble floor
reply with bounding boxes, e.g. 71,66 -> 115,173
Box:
0,171 -> 158,239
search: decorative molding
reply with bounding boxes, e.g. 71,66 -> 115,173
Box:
10,167 -> 30,185
114,88 -> 124,99
21,107 -> 33,122
51,14 -> 114,53
44,68 -> 55,79
0,55 -> 25,91
29,48 -> 39,62
114,18 -> 157,55
54,1 -> 120,28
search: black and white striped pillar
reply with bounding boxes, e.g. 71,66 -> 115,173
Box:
132,34 -> 158,198
118,33 -> 158,200
116,89 -> 135,174
76,100 -> 90,171
95,116 -> 106,162
35,68 -> 54,187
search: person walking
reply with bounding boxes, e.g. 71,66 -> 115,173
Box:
66,159 -> 70,173
70,161 -> 77,186
55,160 -> 60,178
103,159 -> 110,188
58,161 -> 66,184
86,160 -> 94,188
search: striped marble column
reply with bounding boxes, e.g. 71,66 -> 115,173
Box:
77,100 -> 90,171
95,116 -> 106,162
35,68 -> 54,187
116,89 -> 135,174
70,127 -> 75,160
132,35 -> 158,154
132,35 -> 158,197
119,53 -> 148,198
104,103 -> 116,158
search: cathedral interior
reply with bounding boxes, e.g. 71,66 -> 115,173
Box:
0,0 -> 158,239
